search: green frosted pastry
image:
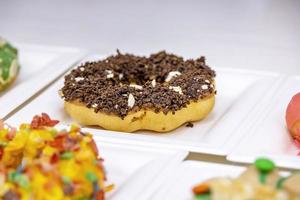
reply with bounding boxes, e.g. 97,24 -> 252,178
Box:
0,38 -> 20,92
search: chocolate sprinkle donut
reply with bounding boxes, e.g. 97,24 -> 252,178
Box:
61,51 -> 216,119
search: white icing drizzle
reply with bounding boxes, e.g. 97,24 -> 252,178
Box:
169,86 -> 183,94
201,85 -> 209,90
128,93 -> 135,108
151,79 -> 156,87
105,70 -> 114,78
92,103 -> 98,108
165,71 -> 181,82
74,77 -> 84,82
129,84 -> 143,90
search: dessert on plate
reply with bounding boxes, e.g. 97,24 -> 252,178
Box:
192,158 -> 300,200
61,51 -> 216,133
0,38 -> 20,92
0,113 -> 112,200
286,92 -> 300,148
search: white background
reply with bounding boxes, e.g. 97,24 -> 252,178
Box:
0,0 -> 299,74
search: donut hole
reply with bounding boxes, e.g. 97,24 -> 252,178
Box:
107,64 -> 183,86
100,51 -> 193,86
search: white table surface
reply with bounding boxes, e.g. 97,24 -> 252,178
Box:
1,1 -> 300,171
0,0 -> 299,74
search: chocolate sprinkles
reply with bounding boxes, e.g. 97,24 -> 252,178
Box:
61,51 -> 216,118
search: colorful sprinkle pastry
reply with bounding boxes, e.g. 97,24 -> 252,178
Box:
0,38 -> 20,92
286,92 -> 300,149
61,51 -> 216,133
192,158 -> 300,200
0,113 -> 112,200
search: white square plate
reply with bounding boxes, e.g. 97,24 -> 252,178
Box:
227,76 -> 300,169
6,55 -> 282,155
0,43 -> 85,118
152,160 -> 245,200
151,160 -> 290,200
94,141 -> 187,200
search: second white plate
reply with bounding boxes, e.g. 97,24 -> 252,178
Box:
151,160 -> 290,200
95,141 -> 187,200
227,76 -> 300,169
151,160 -> 245,200
0,43 -> 85,118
